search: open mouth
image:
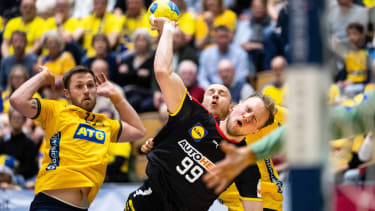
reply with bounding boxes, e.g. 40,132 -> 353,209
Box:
237,120 -> 243,127
211,101 -> 217,105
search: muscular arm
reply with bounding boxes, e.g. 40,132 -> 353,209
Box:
10,67 -> 54,118
153,18 -> 186,114
242,201 -> 262,211
96,73 -> 145,142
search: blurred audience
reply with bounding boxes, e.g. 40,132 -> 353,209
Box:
118,28 -> 156,112
1,0 -> 45,57
38,30 -> 76,81
178,60 -> 205,102
2,65 -> 41,114
0,31 -> 37,90
0,108 -> 38,183
218,59 -> 254,104
262,56 -> 287,106
172,0 -> 196,43
172,27 -> 199,73
198,25 -> 253,89
195,0 -> 237,49
81,34 -> 118,81
73,0 -> 122,57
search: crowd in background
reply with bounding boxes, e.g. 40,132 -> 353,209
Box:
0,0 -> 375,194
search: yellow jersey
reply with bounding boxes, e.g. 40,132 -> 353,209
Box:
0,16 -> 4,32
80,12 -> 123,57
107,142 -> 132,173
3,16 -> 46,55
38,51 -> 76,77
119,9 -> 157,51
345,50 -> 368,83
262,84 -> 288,106
34,98 -> 121,204
195,10 -> 236,45
219,106 -> 287,211
45,17 -> 81,34
179,12 -> 196,36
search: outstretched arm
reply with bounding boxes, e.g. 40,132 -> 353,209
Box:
96,73 -> 145,142
10,66 -> 55,118
152,18 -> 186,114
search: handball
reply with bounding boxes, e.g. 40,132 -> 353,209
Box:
148,0 -> 180,24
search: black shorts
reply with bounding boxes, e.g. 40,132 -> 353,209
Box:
125,179 -> 174,211
30,192 -> 88,211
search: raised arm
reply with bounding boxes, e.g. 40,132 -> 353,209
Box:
10,66 -> 55,118
95,73 -> 145,142
152,18 -> 186,114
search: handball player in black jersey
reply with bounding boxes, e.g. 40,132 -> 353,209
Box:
125,18 -> 276,211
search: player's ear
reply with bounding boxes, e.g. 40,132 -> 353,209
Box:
228,104 -> 233,113
63,88 -> 70,100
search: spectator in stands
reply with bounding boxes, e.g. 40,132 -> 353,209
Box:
2,65 -> 41,114
81,34 -> 118,81
218,59 -> 254,104
0,108 -> 39,182
234,0 -> 277,71
178,60 -> 205,102
172,27 -> 199,73
0,31 -> 37,90
337,23 -> 371,97
38,30 -> 76,81
73,0 -> 122,57
262,56 -> 287,106
92,59 -> 125,120
1,0 -> 45,57
44,0 -> 82,64
118,28 -> 156,112
195,0 -> 237,49
0,162 -> 19,190
198,25 -> 253,89
118,0 -> 156,52
328,0 -> 367,42
172,0 -> 196,43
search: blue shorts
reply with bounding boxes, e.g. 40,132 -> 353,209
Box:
30,192 -> 88,211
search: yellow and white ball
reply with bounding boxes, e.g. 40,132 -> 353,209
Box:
148,0 -> 180,24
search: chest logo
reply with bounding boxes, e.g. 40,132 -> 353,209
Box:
73,123 -> 106,144
189,123 -> 207,142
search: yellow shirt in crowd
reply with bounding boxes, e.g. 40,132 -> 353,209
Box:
3,16 -> 46,55
34,99 -> 121,204
45,17 -> 81,34
38,51 -> 76,77
262,84 -> 288,106
80,12 -> 122,57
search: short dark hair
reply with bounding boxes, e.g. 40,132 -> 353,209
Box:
347,22 -> 364,34
10,30 -> 27,43
247,92 -> 276,129
62,66 -> 96,90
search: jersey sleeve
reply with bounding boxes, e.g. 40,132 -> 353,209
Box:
234,164 -> 261,200
32,98 -> 59,129
109,119 -> 122,143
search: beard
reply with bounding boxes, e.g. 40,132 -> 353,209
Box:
70,96 -> 96,112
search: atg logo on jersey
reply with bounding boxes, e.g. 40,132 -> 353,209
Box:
189,123 -> 207,142
73,123 -> 106,144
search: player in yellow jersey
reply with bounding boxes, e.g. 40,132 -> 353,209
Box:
10,66 -> 145,210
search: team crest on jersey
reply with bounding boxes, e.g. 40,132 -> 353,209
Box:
73,123 -> 106,144
189,123 -> 207,142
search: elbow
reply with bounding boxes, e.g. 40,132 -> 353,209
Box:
9,94 -> 20,110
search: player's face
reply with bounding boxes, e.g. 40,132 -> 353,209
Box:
202,84 -> 231,119
65,73 -> 97,111
226,97 -> 270,136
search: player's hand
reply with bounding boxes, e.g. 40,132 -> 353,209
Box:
39,66 -> 55,89
141,138 -> 155,154
96,73 -> 116,98
150,16 -> 177,34
203,141 -> 256,194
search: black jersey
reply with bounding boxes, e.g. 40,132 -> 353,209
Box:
145,92 -> 260,211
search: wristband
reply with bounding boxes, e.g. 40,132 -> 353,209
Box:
163,22 -> 175,33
